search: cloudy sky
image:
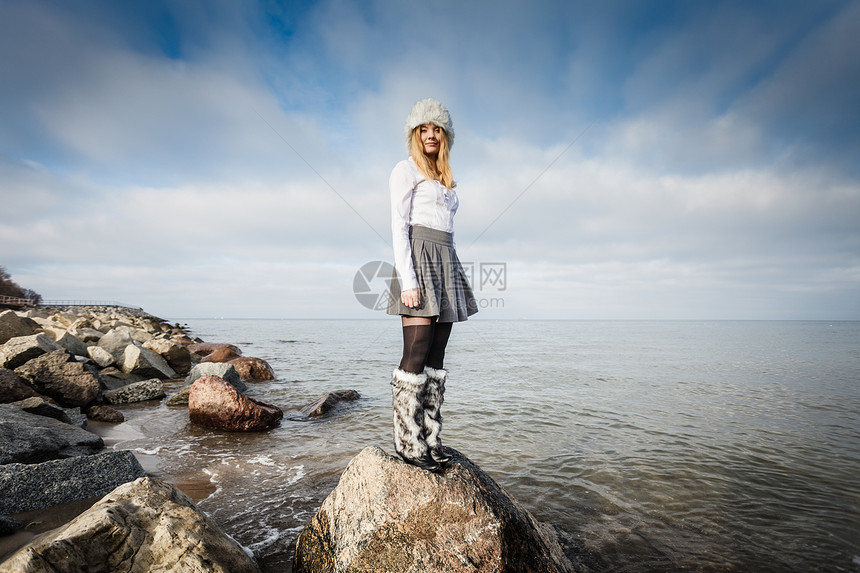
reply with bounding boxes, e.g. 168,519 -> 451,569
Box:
2,0 -> 858,320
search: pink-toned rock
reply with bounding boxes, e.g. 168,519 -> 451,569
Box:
201,347 -> 242,363
227,356 -> 275,381
188,375 -> 282,432
188,342 -> 242,360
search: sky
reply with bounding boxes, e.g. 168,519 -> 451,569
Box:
1,0 -> 859,320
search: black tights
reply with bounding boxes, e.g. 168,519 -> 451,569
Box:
399,319 -> 453,374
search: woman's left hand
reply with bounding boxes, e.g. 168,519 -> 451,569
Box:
401,288 -> 421,309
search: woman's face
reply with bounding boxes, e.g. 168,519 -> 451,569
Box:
419,123 -> 444,157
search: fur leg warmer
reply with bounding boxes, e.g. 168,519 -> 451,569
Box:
423,366 -> 451,463
391,368 -> 435,468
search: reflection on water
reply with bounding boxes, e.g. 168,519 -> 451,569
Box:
98,320 -> 859,572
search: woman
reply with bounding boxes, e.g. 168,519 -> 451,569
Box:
387,98 -> 478,472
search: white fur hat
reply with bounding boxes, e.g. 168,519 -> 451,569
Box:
404,98 -> 454,151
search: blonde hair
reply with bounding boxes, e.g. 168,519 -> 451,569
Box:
410,127 -> 456,189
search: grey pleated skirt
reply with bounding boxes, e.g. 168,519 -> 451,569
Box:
387,225 -> 478,322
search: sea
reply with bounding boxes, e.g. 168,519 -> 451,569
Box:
102,319 -> 859,572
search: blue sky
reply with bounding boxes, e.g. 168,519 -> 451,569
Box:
1,0 -> 858,319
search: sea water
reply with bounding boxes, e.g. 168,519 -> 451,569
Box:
106,319 -> 860,572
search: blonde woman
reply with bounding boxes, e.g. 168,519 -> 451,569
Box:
387,98 -> 478,472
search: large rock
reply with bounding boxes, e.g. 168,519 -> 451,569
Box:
293,446 -> 576,573
86,344 -> 115,367
13,349 -> 100,407
0,450 -> 146,514
228,356 -> 276,381
70,327 -> 104,343
52,331 -> 90,358
301,390 -> 361,418
185,362 -> 247,392
121,344 -> 177,379
114,325 -> 153,344
0,310 -> 39,345
86,404 -> 125,423
0,367 -> 39,403
143,337 -> 192,376
0,403 -> 103,464
188,342 -> 242,360
0,477 -> 262,573
9,396 -> 73,424
188,375 -> 282,432
0,333 -> 61,370
96,328 -> 137,363
103,378 -> 165,404
201,347 -> 242,363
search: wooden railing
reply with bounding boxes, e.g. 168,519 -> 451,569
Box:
38,300 -> 142,310
0,295 -> 34,306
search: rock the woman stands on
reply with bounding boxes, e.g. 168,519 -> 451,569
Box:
386,98 -> 478,472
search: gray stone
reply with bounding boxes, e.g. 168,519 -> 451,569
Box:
9,396 -> 73,424
0,310 -> 39,345
53,331 -> 89,357
0,404 -> 103,465
0,450 -> 146,514
0,367 -> 39,403
0,514 -> 23,535
96,328 -> 137,363
121,345 -> 177,379
293,446 -> 577,573
143,337 -> 192,376
0,333 -> 62,370
185,362 -> 246,393
115,325 -> 154,344
164,385 -> 193,406
0,477 -> 262,572
86,344 -> 115,367
301,390 -> 361,418
71,327 -> 104,343
85,405 -> 124,423
103,378 -> 165,404
13,349 -> 100,407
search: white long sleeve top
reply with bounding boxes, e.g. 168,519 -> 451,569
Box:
390,157 -> 459,291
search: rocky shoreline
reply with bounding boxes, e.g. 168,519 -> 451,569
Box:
1,305 -> 584,572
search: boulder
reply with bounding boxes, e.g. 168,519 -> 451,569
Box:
9,396 -> 73,424
0,310 -> 39,345
53,331 -> 89,357
188,342 -> 242,360
293,446 -> 576,573
86,344 -> 115,367
0,450 -> 146,514
103,378 -> 165,405
164,385 -> 193,407
96,328 -> 137,363
201,347 -> 242,363
70,327 -> 104,343
13,349 -> 100,407
188,375 -> 282,432
114,325 -> 154,344
228,356 -> 276,381
143,337 -> 192,376
0,367 -> 39,403
301,390 -> 361,418
0,477 -> 262,573
121,345 -> 177,379
86,404 -> 125,423
0,404 -> 103,465
0,333 -> 62,370
185,362 -> 247,392
0,514 -> 23,535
